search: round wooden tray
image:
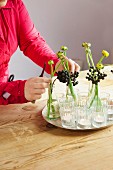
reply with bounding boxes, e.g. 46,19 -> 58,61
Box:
42,106 -> 113,130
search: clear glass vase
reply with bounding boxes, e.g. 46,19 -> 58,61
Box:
91,105 -> 107,128
87,83 -> 101,110
47,84 -> 60,120
87,83 -> 110,110
66,86 -> 79,106
47,99 -> 60,119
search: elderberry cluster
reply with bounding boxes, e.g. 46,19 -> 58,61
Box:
56,70 -> 79,86
86,66 -> 107,85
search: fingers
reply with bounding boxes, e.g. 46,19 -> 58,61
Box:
68,59 -> 75,73
55,56 -> 80,73
74,61 -> 81,72
24,77 -> 51,101
64,56 -> 80,72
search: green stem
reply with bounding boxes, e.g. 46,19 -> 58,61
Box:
66,61 -> 69,71
89,53 -> 95,68
97,56 -> 104,64
68,79 -> 76,101
65,56 -> 77,101
47,82 -> 52,118
47,64 -> 55,119
88,86 -> 96,108
66,86 -> 69,98
57,48 -> 77,102
88,83 -> 94,96
88,84 -> 101,109
86,53 -> 91,68
95,84 -> 102,109
53,61 -> 62,75
62,61 -> 67,70
63,51 -> 66,56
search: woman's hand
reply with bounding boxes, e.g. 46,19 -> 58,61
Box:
24,77 -> 51,101
55,56 -> 80,73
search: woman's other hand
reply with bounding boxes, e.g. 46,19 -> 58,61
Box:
24,77 -> 51,101
55,56 -> 80,73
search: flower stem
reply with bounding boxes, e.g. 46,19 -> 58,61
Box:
47,83 -> 52,118
86,53 -> 91,68
68,79 -> 76,101
53,61 -> 62,75
88,84 -> 102,109
97,56 -> 104,64
89,53 -> 95,68
65,58 -> 77,101
47,64 -> 55,119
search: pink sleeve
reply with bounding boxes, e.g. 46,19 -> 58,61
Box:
0,80 -> 28,105
17,0 -> 59,74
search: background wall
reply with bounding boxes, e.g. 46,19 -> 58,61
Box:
9,0 -> 113,80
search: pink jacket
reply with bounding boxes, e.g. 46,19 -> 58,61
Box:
0,0 -> 59,104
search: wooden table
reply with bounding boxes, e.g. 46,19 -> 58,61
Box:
1,66 -> 113,170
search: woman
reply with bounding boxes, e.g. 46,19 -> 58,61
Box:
0,0 -> 80,105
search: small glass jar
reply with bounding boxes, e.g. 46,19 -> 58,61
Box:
47,99 -> 60,119
91,106 -> 107,128
77,107 -> 92,129
78,92 -> 88,107
59,98 -> 76,129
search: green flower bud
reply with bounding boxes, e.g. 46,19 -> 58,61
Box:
60,46 -> 68,51
82,42 -> 86,47
82,42 -> 91,48
96,63 -> 104,69
102,50 -> 109,58
48,60 -> 54,65
57,51 -> 64,58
